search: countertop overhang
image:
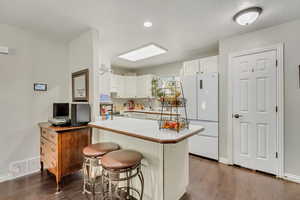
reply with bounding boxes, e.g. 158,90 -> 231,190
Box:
89,118 -> 204,144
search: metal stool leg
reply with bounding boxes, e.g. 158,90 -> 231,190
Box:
82,158 -> 87,194
102,164 -> 144,200
138,170 -> 144,200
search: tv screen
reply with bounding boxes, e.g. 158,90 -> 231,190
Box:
53,103 -> 69,118
71,104 -> 91,126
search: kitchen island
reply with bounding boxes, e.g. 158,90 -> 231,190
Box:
89,117 -> 204,200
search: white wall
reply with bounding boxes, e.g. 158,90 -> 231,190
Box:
68,30 -> 94,102
0,24 -> 69,180
219,19 -> 300,176
68,29 -> 103,121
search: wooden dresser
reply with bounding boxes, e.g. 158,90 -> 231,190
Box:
38,122 -> 91,192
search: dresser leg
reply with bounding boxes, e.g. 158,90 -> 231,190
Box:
40,161 -> 44,172
55,176 -> 62,194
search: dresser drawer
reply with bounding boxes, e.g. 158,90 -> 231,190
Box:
44,154 -> 57,170
41,128 -> 57,144
41,137 -> 57,159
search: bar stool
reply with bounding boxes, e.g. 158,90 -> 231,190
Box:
82,142 -> 120,198
101,149 -> 144,200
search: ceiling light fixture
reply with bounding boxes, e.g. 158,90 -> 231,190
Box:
233,7 -> 263,26
144,21 -> 153,27
118,44 -> 167,62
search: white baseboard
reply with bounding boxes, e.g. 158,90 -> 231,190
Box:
219,157 -> 230,165
0,173 -> 13,183
0,156 -> 40,183
284,173 -> 300,184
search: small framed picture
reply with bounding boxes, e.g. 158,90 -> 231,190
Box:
34,83 -> 47,91
72,69 -> 89,102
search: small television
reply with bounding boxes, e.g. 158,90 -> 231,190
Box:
53,103 -> 69,118
71,104 -> 91,126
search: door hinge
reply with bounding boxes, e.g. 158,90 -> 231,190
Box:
276,106 -> 278,113
275,152 -> 278,159
276,60 -> 278,67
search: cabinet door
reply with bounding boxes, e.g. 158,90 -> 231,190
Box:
183,59 -> 200,75
110,74 -> 118,93
136,76 -> 146,98
199,56 -> 218,74
61,129 -> 90,175
142,75 -> 154,98
125,76 -> 137,98
146,75 -> 154,98
113,75 -> 125,98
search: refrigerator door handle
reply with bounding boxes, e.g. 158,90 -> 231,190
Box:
200,79 -> 203,89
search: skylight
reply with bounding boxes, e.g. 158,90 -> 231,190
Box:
118,44 -> 167,62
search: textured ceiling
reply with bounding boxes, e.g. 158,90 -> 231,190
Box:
1,0 -> 300,68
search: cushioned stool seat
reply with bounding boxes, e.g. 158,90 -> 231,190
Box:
83,142 -> 120,158
101,149 -> 143,170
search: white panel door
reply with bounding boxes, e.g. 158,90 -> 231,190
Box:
197,73 -> 218,121
233,50 -> 277,175
181,75 -> 197,120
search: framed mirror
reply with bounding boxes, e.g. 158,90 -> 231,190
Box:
72,69 -> 89,102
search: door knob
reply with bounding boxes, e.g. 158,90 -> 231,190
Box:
234,114 -> 242,119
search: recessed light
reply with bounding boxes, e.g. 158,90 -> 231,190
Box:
144,21 -> 153,27
118,44 -> 167,62
233,7 -> 263,26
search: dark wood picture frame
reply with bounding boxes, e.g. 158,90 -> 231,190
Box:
72,69 -> 89,102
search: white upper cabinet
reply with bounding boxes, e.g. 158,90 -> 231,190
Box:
110,73 -> 118,93
182,56 -> 218,75
183,59 -> 200,75
111,74 -> 154,98
110,74 -> 125,98
137,75 -> 154,98
125,76 -> 137,98
199,56 -> 218,74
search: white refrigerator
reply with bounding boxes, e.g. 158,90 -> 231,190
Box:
182,72 -> 219,160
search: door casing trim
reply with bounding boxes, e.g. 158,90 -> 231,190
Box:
227,43 -> 284,178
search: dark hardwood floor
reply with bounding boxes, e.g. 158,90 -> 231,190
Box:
1,155 -> 300,200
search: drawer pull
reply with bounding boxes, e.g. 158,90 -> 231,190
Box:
51,147 -> 56,152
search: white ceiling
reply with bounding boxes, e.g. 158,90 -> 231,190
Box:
1,0 -> 300,68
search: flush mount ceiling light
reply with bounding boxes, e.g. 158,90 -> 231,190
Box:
118,44 -> 167,62
233,7 -> 263,26
143,21 -> 153,27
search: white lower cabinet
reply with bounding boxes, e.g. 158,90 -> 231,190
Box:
189,121 -> 219,160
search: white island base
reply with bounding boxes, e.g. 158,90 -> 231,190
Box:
90,118 -> 204,200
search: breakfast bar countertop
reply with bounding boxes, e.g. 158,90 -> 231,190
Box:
88,117 -> 204,144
